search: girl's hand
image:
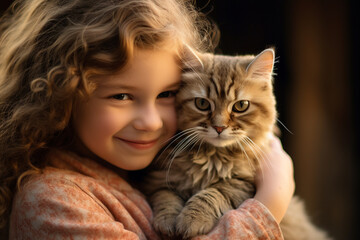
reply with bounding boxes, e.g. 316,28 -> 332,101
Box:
254,135 -> 295,223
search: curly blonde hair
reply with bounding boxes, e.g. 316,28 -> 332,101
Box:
0,0 -> 218,232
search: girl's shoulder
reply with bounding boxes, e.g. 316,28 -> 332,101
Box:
14,149 -> 141,206
9,151 -> 156,239
12,165 -> 115,220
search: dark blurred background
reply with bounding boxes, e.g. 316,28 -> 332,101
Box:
1,0 -> 359,239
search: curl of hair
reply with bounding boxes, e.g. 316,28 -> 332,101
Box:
0,0 -> 218,233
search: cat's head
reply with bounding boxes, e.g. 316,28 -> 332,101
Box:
176,49 -> 277,148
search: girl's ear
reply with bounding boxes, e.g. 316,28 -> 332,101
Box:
246,48 -> 275,81
181,44 -> 204,70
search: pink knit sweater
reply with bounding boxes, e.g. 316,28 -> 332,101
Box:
9,150 -> 283,239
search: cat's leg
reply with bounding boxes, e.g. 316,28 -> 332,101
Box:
176,179 -> 255,238
150,189 -> 185,237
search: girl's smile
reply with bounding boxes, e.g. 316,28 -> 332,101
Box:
115,137 -> 159,150
73,47 -> 181,170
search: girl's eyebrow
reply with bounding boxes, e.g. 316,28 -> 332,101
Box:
164,81 -> 181,89
98,80 -> 181,91
99,84 -> 137,90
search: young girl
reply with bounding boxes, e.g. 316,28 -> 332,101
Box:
0,0 -> 294,239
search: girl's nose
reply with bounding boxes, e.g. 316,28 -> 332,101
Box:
133,104 -> 163,132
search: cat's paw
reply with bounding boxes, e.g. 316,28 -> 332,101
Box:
175,207 -> 217,238
153,212 -> 178,237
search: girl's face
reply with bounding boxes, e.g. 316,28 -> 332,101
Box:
73,48 -> 180,170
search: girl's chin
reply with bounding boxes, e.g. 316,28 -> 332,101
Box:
110,150 -> 158,170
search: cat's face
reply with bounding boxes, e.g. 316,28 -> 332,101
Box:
176,50 -> 277,148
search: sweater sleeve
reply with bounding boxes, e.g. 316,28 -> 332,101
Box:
193,199 -> 284,240
9,171 -> 158,240
10,169 -> 282,240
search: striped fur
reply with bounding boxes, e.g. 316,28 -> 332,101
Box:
142,50 -> 330,239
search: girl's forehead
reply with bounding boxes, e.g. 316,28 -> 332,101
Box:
93,48 -> 182,88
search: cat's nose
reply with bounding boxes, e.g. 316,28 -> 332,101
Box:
213,126 -> 227,134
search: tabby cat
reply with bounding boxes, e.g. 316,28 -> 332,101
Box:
142,49 -> 330,239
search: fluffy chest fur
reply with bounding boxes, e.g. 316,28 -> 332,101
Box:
158,144 -> 256,197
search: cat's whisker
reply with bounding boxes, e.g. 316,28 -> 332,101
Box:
243,139 -> 271,182
156,130 -> 195,160
160,134 -> 194,170
160,128 -> 198,145
235,139 -> 256,172
196,139 -> 204,158
165,154 -> 177,188
242,138 -> 261,165
165,131 -> 200,166
188,136 -> 202,152
174,134 -> 199,157
155,128 -> 199,165
167,132 -> 198,160
165,132 -> 200,185
243,137 -> 266,163
165,153 -> 183,187
244,136 -> 274,173
242,137 -> 265,162
242,140 -> 257,172
244,137 -> 269,162
276,118 -> 294,135
240,137 -> 266,182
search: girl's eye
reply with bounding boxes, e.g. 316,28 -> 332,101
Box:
194,98 -> 210,111
157,90 -> 177,98
232,100 -> 250,113
111,93 -> 131,100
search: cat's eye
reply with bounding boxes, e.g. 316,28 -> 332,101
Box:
194,98 -> 210,111
232,100 -> 250,113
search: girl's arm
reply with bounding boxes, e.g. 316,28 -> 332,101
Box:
254,135 -> 295,223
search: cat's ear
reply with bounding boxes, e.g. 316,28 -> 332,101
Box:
181,44 -> 204,70
246,48 -> 275,81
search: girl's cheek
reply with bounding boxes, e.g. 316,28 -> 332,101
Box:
94,111 -> 128,134
164,106 -> 178,134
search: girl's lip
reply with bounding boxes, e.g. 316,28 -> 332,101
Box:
117,138 -> 158,150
